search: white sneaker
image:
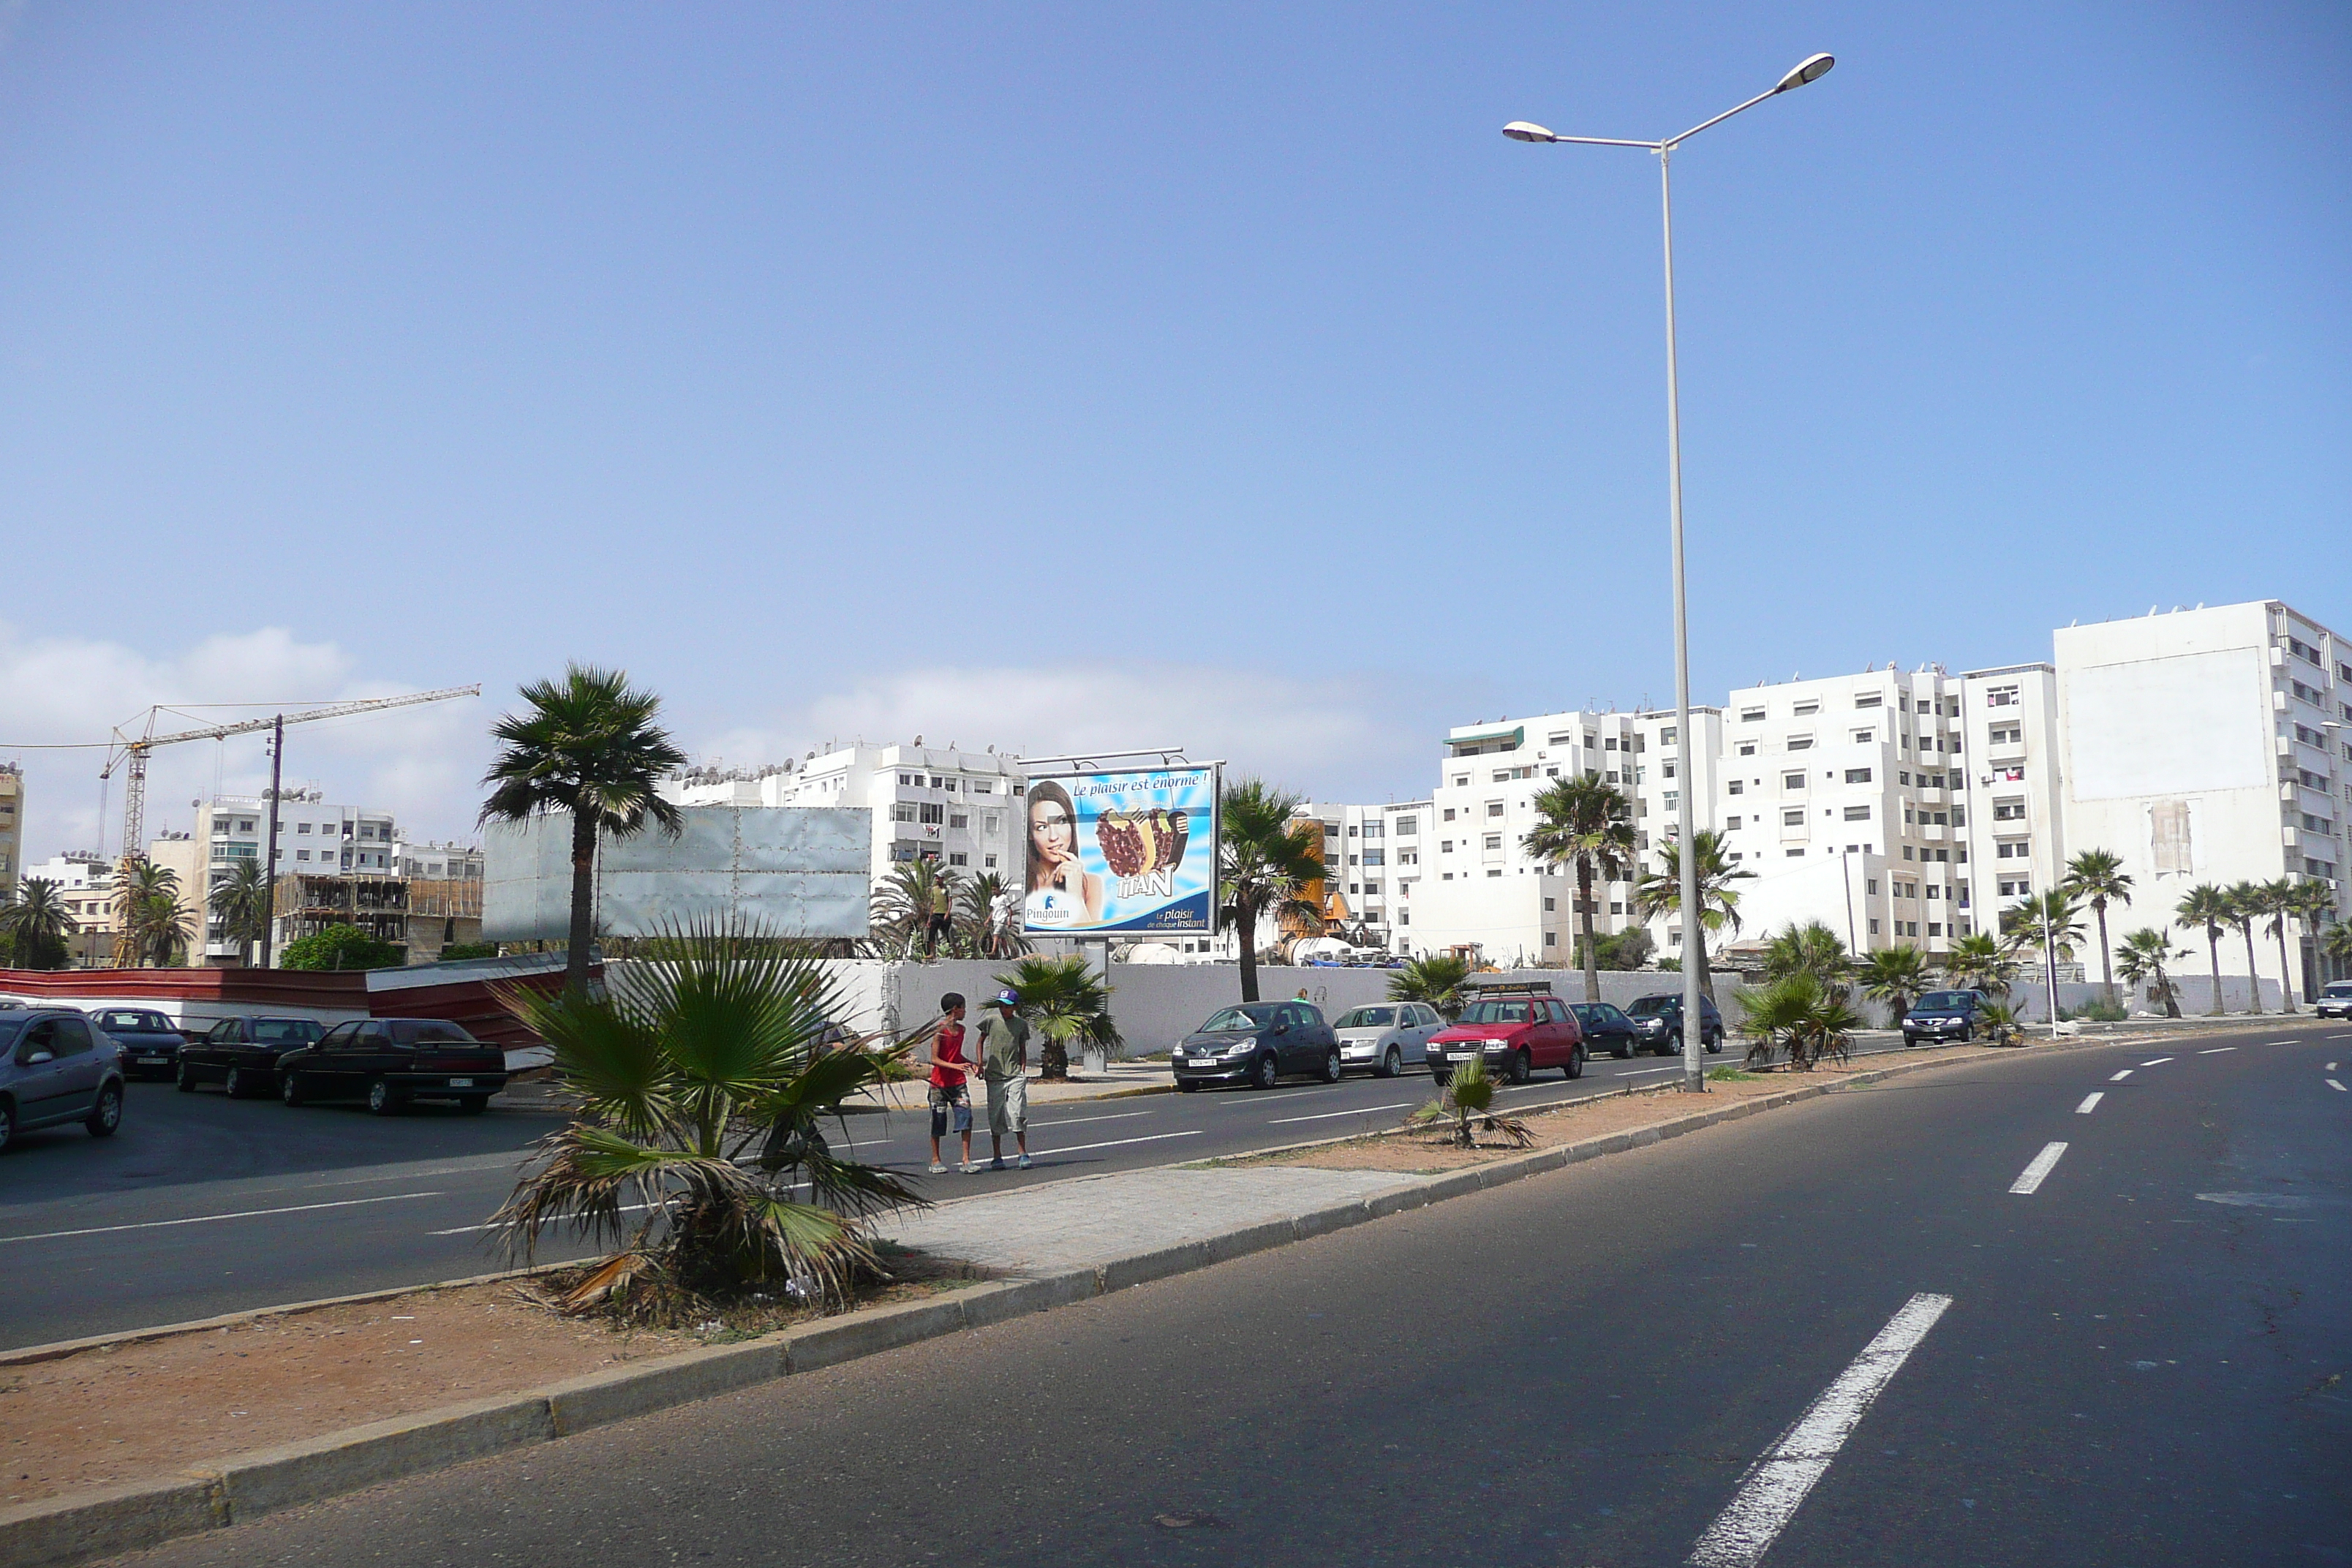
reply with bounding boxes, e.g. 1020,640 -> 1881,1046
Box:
1017,1155 -> 1033,1169
927,1162 -> 947,1175
961,1161 -> 979,1175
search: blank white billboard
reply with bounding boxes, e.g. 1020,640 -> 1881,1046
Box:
2065,647 -> 2269,802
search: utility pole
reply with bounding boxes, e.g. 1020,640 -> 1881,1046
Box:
257,715 -> 284,970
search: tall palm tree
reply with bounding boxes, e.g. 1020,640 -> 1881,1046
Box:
2223,881 -> 2267,1014
2002,891 -> 2083,1020
2255,877 -> 2304,1012
0,878 -> 73,970
1215,777 -> 1324,1003
480,666 -> 687,997
1387,953 -> 1471,1020
1758,920 -> 1850,993
957,872 -> 1029,960
112,858 -> 190,968
1855,944 -> 1929,1029
2116,927 -> 2187,1019
1520,776 -> 1635,1003
2284,878 -> 2335,1005
2174,883 -> 2233,1017
2321,919 -> 2352,981
1942,931 -> 2019,999
1633,829 -> 1753,1003
870,859 -> 965,960
2061,848 -> 2133,1007
206,858 -> 273,965
994,953 -> 1120,1079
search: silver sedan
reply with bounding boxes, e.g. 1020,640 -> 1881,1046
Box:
1331,1003 -> 1444,1078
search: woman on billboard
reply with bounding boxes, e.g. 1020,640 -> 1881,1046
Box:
1024,780 -> 1104,927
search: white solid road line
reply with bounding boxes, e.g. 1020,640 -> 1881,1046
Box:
1032,1129 -> 1204,1157
1686,1292 -> 1955,1568
2010,1142 -> 2069,1194
2328,1080 -> 2347,1093
2141,1057 -> 2174,1066
1618,1066 -> 1682,1077
1025,1109 -> 1158,1129
2198,1047 -> 2236,1055
2076,1093 -> 2103,1115
1,1191 -> 445,1246
2109,1069 -> 2133,1082
1270,1102 -> 1418,1125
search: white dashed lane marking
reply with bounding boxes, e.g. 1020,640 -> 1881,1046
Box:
2109,1069 -> 2133,1082
2198,1047 -> 2235,1055
2141,1057 -> 2174,1066
2075,1093 -> 2103,1115
2010,1142 -> 2070,1195
2329,1080 -> 2347,1094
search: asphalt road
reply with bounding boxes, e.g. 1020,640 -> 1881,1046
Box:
0,1028 -> 2176,1352
98,1020 -> 2352,1567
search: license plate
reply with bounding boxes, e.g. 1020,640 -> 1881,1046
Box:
448,1077 -> 474,1088
140,1055 -> 167,1064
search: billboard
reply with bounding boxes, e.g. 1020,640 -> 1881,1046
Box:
1022,766 -> 1218,935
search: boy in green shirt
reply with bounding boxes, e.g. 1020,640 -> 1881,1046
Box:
978,989 -> 1032,1170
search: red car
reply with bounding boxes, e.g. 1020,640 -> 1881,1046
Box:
1427,993 -> 1586,1085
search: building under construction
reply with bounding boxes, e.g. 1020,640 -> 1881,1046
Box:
271,872 -> 483,965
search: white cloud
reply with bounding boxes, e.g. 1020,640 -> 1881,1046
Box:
0,620 -> 491,865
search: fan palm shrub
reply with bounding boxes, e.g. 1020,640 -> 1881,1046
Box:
1757,921 -> 1851,993
2060,849 -> 2133,1007
1855,944 -> 1929,1028
491,919 -> 919,1319
995,953 -> 1120,1080
207,858 -> 273,965
1942,932 -> 2018,999
0,878 -> 72,969
2223,881 -> 2267,1014
1735,971 -> 1861,1072
2174,883 -> 2233,1017
1387,954 -> 1471,1019
1405,1052 -> 1530,1148
2116,927 -> 2187,1018
1633,829 -> 1753,1002
480,665 -> 687,997
1216,777 -> 1324,1003
957,872 -> 1028,960
1520,776 -> 1635,1003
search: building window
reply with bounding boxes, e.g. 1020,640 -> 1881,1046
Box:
892,803 -> 917,822
1443,807 -> 1456,821
295,849 -> 311,861
1783,772 -> 1806,790
1488,869 -> 1502,878
1853,692 -> 1881,708
297,822 -> 312,834
1741,707 -> 1766,723
949,813 -> 969,829
1783,809 -> 1805,826
1844,767 -> 1873,784
984,813 -> 1000,834
1843,804 -> 1872,821
1363,849 -> 1384,866
919,802 -> 944,824
1985,685 -> 2019,707
1737,743 -> 1756,758
1725,815 -> 1744,832
1487,801 -> 1504,818
1787,735 -> 1815,751
1543,931 -> 1558,947
1362,823 -> 1382,839
984,853 -> 998,870
948,852 -> 969,867
1543,897 -> 1556,911
1482,834 -> 1502,851
1660,726 -> 1678,745
1785,848 -> 1804,858
1728,780 -> 1744,796
1395,816 -> 1417,835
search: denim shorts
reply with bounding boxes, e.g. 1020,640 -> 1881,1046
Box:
928,1080 -> 972,1136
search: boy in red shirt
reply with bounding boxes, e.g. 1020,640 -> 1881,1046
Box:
927,992 -> 974,1175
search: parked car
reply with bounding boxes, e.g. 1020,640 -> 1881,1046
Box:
0,1009 -> 126,1150
1171,1001 -> 1341,1090
88,1009 -> 185,1081
2315,981 -> 2352,1022
1428,993 -> 1586,1085
1901,989 -> 1994,1047
1330,1003 -> 1444,1077
177,1015 -> 328,1098
1626,993 -> 1726,1054
1567,1001 -> 1643,1060
274,1017 -> 510,1115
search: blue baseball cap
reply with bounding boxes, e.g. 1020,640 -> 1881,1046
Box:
995,989 -> 1020,1006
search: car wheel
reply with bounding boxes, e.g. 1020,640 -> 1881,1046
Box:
366,1077 -> 403,1116
1957,1022 -> 1973,1044
1251,1052 -> 1280,1090
224,1067 -> 246,1099
1902,1033 -> 1918,1049
1379,1047 -> 1401,1079
1612,1036 -> 1634,1061
1177,1079 -> 1201,1093
281,1072 -> 308,1107
86,1082 -> 124,1138
1704,1030 -> 1723,1055
176,1060 -> 197,1093
1507,1049 -> 1531,1085
1319,1049 -> 1342,1084
0,1098 -> 14,1152
1564,1046 -> 1585,1081
1431,1067 -> 1452,1087
458,1095 -> 490,1115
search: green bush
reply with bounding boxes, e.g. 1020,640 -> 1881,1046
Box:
435,941 -> 500,962
279,924 -> 406,971
2059,998 -> 2128,1023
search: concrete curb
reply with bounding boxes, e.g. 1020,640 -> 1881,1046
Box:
0,1030 -> 2154,1568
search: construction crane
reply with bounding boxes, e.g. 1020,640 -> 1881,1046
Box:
99,685 -> 480,966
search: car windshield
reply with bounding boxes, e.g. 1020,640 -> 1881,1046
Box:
1627,996 -> 1675,1017
1456,1000 -> 1531,1024
94,1011 -> 162,1032
385,1020 -> 478,1045
2323,982 -> 2352,998
1199,1006 -> 1276,1033
1915,992 -> 1975,1010
252,1019 -> 325,1043
1333,1007 -> 1395,1029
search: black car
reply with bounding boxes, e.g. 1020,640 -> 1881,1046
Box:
274,1017 -> 510,1115
1567,1001 -> 1643,1060
178,1014 -> 328,1098
1171,1001 -> 1342,1090
1901,989 -> 1993,1047
1625,993 -> 1726,1055
0,1009 -> 126,1149
88,1008 -> 186,1081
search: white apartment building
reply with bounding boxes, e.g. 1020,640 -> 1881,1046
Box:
1296,799 -> 1433,954
2054,601 -> 2349,995
392,841 -> 485,881
1958,663 -> 2067,911
170,794 -> 401,962
20,851 -> 116,964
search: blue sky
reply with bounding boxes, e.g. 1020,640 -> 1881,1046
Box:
2,1 -> 2345,859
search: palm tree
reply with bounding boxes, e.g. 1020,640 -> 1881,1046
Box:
0,878 -> 73,970
870,859 -> 965,960
1387,953 -> 1471,1020
1215,777 -> 1324,1003
1758,920 -> 1851,993
2223,881 -> 2267,1014
2061,848 -> 2133,1007
1520,777 -> 1635,1003
2116,927 -> 2187,1019
2001,891 -> 2083,1022
2284,878 -> 2334,1006
113,857 -> 191,968
206,859 -> 273,965
1942,931 -> 2019,999
994,954 -> 1120,1080
1855,944 -> 1929,1029
957,872 -> 1029,960
2253,878 -> 2305,1012
480,666 -> 687,997
2174,883 -> 2233,1017
1404,1052 -> 1530,1148
1735,970 -> 1862,1072
1633,829 -> 1754,1003
491,918 -> 920,1317
2321,919 -> 2352,981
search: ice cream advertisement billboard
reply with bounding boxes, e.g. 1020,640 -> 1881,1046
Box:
1021,765 -> 1218,935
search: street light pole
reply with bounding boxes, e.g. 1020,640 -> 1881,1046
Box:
1505,53 -> 1834,1093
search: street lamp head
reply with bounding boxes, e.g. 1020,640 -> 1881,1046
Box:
1774,53 -> 1835,92
1501,121 -> 1558,143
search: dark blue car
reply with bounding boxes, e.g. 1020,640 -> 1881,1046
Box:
1901,989 -> 1992,1047
88,1008 -> 186,1081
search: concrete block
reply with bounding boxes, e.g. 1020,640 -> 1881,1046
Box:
1629,1127 -> 1662,1147
1363,1184 -> 1429,1218
1289,1203 -> 1372,1240
1561,1131 -> 1635,1165
0,1474 -> 223,1568
216,1395 -> 554,1521
957,1270 -> 1098,1329
1098,1241 -> 1212,1294
543,1338 -> 787,1436
1481,1147 -> 1567,1186
783,1295 -> 969,1374
1204,1219 -> 1300,1263
1416,1168 -> 1488,1205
